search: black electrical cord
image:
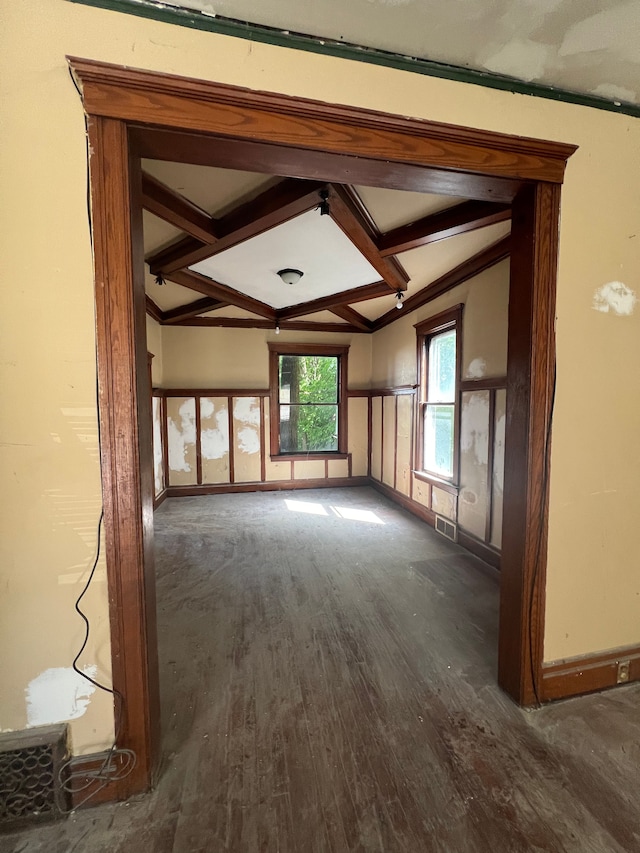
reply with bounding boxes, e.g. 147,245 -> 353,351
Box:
528,356 -> 557,707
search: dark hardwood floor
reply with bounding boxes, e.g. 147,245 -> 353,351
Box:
5,487 -> 640,852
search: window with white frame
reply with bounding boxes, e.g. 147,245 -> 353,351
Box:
415,306 -> 462,481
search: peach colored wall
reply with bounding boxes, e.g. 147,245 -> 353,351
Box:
2,0 -> 639,752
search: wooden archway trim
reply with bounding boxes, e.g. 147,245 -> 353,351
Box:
69,57 -> 575,799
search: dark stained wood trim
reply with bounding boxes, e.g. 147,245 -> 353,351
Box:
165,269 -> 277,320
367,395 -> 372,478
378,200 -> 511,256
87,116 -> 160,798
148,179 -> 325,274
393,396 -> 398,490
457,529 -> 501,571
153,489 -> 168,511
370,385 -> 418,397
459,376 -> 507,392
271,453 -> 350,462
145,295 -> 164,323
195,395 -> 202,486
413,469 -> 459,496
499,182 -> 561,706
485,389 -> 497,544
175,316 -> 363,334
374,237 -> 510,331
227,396 -> 235,483
541,645 -> 640,702
141,170 -> 218,244
162,387 -> 269,398
370,479 -> 436,528
409,395 -> 415,501
277,280 -> 391,321
131,126 -> 523,203
166,476 -> 369,497
346,388 -> 373,397
330,304 -> 373,331
162,296 -> 226,323
71,59 -> 577,185
259,396 -> 266,483
74,59 -> 575,799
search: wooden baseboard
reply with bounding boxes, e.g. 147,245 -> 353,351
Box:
542,644 -> 640,702
457,530 -> 501,570
153,489 -> 168,510
369,478 -> 436,527
68,751 -> 124,809
164,477 -> 369,498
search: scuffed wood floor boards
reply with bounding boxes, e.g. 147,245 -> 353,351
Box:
6,487 -> 640,852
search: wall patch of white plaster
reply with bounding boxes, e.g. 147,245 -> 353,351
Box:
466,358 -> 487,379
26,666 -> 97,727
234,397 -> 260,426
483,39 -> 551,82
560,3 -> 639,61
460,393 -> 490,464
592,281 -> 637,316
591,83 -> 637,104
493,414 -> 506,495
152,397 -> 164,494
167,398 -> 196,473
201,397 -> 215,419
237,426 -> 260,455
201,410 -> 229,460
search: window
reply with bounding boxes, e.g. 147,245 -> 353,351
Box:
415,306 -> 462,482
268,343 -> 349,456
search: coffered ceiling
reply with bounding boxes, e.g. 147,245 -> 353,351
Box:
143,160 -> 511,333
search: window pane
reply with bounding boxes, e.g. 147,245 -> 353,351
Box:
428,330 -> 456,402
424,404 -> 454,477
279,355 -> 338,404
280,405 -> 338,453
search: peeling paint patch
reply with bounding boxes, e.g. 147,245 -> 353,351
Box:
152,397 -> 164,495
560,3 -> 640,61
591,82 -> 637,104
234,397 -> 260,426
168,398 -> 196,472
26,666 -> 97,727
460,393 -> 490,464
237,426 -> 260,455
201,409 -> 229,460
466,357 -> 487,379
593,281 -> 637,316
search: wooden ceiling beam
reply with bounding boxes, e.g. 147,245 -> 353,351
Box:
141,171 -> 218,244
327,185 -> 409,292
145,295 -> 164,323
162,296 -> 227,324
372,236 -> 511,331
330,305 -> 374,331
166,270 -> 277,320
147,178 -> 326,275
378,200 -> 511,257
170,317 -> 365,333
277,280 -> 391,321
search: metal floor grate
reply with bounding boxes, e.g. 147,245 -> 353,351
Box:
0,725 -> 70,829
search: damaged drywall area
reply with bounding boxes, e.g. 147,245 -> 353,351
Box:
26,665 -> 97,727
152,396 -> 165,497
592,281 -> 637,315
458,391 -> 490,540
233,396 -> 261,482
200,396 -> 230,484
167,397 -> 197,486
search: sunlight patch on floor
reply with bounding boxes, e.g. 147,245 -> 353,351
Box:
284,499 -> 384,524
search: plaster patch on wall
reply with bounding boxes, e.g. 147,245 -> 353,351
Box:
152,397 -> 164,495
237,426 -> 260,455
483,39 -> 551,82
460,393 -> 490,464
591,82 -> 637,104
493,414 -> 506,494
167,398 -> 196,472
26,666 -> 97,727
592,281 -> 637,316
466,357 -> 487,379
201,409 -> 229,460
233,397 -> 260,426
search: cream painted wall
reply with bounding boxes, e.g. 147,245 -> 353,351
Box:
372,261 -> 510,387
161,326 -> 372,389
1,0 -> 638,752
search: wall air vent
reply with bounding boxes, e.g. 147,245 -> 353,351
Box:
435,515 -> 457,543
0,724 -> 70,829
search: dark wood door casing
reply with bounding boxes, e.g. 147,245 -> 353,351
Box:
71,56 -> 575,797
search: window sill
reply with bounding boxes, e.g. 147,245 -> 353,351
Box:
412,469 -> 459,495
271,452 -> 349,462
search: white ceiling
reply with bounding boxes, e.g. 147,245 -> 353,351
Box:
162,0 -> 640,106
